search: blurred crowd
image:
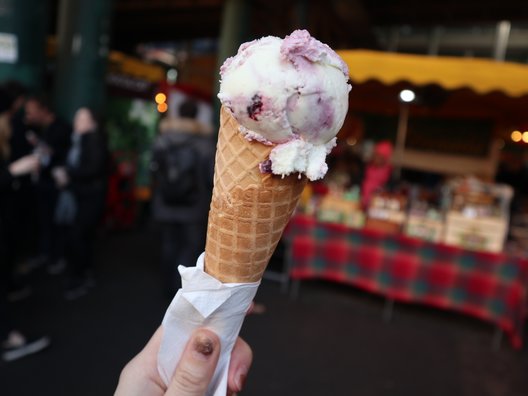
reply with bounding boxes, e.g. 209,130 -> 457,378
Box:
0,82 -> 108,361
0,87 -> 217,363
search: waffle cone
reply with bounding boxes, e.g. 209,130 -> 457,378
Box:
204,107 -> 306,283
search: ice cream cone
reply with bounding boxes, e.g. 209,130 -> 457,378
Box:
204,107 -> 306,283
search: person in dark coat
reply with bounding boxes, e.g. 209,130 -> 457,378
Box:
0,133 -> 50,361
53,107 -> 108,299
0,85 -> 31,297
150,99 -> 215,296
1,82 -> 38,295
24,95 -> 72,268
4,81 -> 31,162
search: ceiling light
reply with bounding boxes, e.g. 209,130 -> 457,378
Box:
399,89 -> 416,103
511,130 -> 522,142
155,93 -> 166,104
157,102 -> 168,113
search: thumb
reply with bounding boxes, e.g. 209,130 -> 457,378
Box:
166,329 -> 221,396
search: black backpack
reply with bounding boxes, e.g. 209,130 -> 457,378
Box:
157,141 -> 200,206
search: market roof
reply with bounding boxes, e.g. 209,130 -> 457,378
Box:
337,50 -> 528,98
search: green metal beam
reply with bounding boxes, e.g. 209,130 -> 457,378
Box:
214,0 -> 250,126
54,0 -> 113,121
0,0 -> 49,90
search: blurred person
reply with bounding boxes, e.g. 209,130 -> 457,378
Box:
150,99 -> 215,296
0,86 -> 35,300
361,140 -> 393,208
115,327 -> 252,395
2,82 -> 39,296
4,80 -> 31,161
24,94 -> 72,270
53,107 -> 108,299
0,150 -> 51,361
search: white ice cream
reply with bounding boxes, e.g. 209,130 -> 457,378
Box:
218,29 -> 351,181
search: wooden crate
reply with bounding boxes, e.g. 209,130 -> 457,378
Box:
364,218 -> 402,234
443,211 -> 508,253
405,215 -> 444,243
317,194 -> 364,228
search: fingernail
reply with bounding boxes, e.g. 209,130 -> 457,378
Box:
235,367 -> 248,391
193,333 -> 215,359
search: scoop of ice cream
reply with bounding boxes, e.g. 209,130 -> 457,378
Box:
218,29 -> 351,181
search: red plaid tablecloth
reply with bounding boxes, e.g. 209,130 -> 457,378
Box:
285,215 -> 528,348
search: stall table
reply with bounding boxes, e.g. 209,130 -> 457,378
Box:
285,215 -> 528,348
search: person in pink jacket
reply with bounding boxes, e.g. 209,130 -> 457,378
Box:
361,140 -> 393,208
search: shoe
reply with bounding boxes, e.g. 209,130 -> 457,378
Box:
7,285 -> 32,302
47,259 -> 66,275
22,255 -> 48,273
64,281 -> 89,301
84,271 -> 97,288
2,332 -> 50,362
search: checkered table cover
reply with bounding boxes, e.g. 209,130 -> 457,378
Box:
285,215 -> 528,348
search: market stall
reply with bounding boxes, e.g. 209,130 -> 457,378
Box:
277,50 -> 528,348
285,214 -> 528,348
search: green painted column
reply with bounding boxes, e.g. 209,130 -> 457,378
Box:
0,0 -> 48,90
54,0 -> 113,122
294,0 -> 308,29
214,0 -> 250,125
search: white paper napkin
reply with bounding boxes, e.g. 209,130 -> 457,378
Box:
158,252 -> 259,395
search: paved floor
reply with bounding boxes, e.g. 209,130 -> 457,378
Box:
2,227 -> 528,396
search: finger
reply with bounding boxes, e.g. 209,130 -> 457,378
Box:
166,329 -> 220,396
139,326 -> 165,371
246,302 -> 266,315
246,302 -> 255,314
227,337 -> 253,394
251,303 -> 266,314
115,327 -> 165,396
